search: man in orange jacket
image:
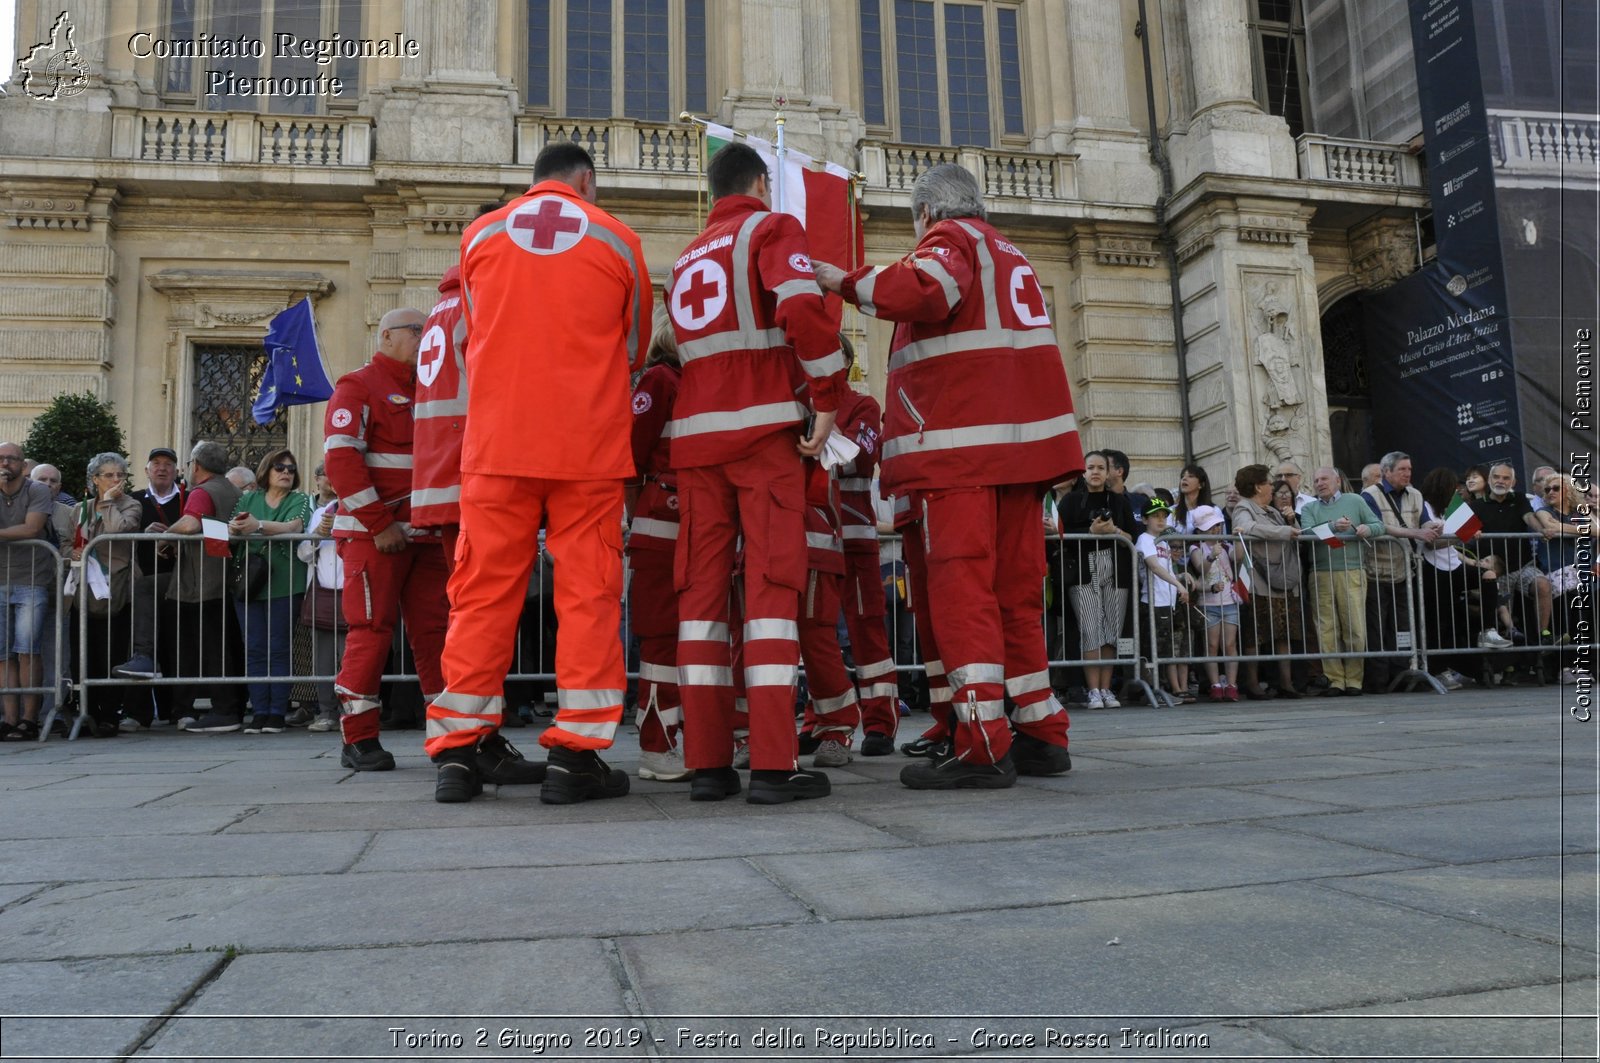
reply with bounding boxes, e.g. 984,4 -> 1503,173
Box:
426,143 -> 652,804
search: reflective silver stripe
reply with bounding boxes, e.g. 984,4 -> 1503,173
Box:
802,347 -> 848,380
841,525 -> 878,541
854,267 -> 881,316
892,493 -> 912,518
333,515 -> 369,532
583,223 -> 647,367
888,325 -> 1058,372
745,663 -> 798,687
1012,694 -> 1066,724
414,396 -> 468,418
557,688 -> 625,710
928,685 -> 952,703
914,254 -> 961,311
412,485 -> 461,507
948,662 -> 1006,690
679,664 -> 734,686
773,277 -> 823,305
464,218 -> 509,258
553,719 -> 616,739
365,453 -> 413,469
813,688 -> 859,713
638,662 -> 677,683
667,401 -> 809,440
629,516 -> 679,540
680,328 -> 788,364
806,531 -> 841,552
953,697 -> 1006,722
425,712 -> 496,741
957,220 -> 1001,326
324,434 -> 366,452
334,687 -> 379,707
743,618 -> 799,642
857,657 -> 897,680
657,706 -> 683,727
679,620 -> 729,642
1005,669 -> 1051,698
926,658 -> 944,675
883,412 -> 1079,461
839,477 -> 872,492
341,487 -> 379,510
865,682 -> 899,699
731,211 -> 765,337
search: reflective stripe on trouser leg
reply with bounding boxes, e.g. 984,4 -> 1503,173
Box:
635,650 -> 681,753
674,462 -> 740,771
335,537 -> 407,745
536,477 -> 628,752
995,483 -> 1069,747
843,549 -> 898,735
923,486 -> 1013,763
432,472 -> 544,755
799,568 -> 859,742
903,526 -> 951,742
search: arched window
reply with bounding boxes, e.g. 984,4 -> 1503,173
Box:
858,0 -> 1027,147
524,0 -> 711,120
158,0 -> 363,114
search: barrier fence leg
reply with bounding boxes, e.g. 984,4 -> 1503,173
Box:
1120,539 -> 1163,708
1393,555 -> 1445,695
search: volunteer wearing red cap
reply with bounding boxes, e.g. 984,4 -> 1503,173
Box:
426,142 -> 652,805
816,163 -> 1083,789
668,142 -> 850,805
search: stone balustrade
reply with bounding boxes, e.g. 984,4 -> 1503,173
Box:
860,141 -> 1077,201
110,110 -> 374,167
1490,109 -> 1600,182
1296,134 -> 1422,188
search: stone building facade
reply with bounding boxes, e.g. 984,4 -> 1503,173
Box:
0,0 -> 1450,490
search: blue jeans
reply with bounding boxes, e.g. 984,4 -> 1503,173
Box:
0,583 -> 50,656
234,594 -> 301,718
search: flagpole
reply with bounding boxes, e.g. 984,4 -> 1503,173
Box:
773,97 -> 787,214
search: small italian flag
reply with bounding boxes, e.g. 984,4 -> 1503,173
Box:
1441,495 -> 1482,542
202,517 -> 232,558
704,123 -> 863,323
1309,523 -> 1345,548
1231,535 -> 1253,604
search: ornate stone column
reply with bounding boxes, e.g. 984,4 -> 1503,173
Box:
1185,0 -> 1258,116
1062,0 -> 1157,205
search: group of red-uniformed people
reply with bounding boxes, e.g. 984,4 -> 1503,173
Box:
320,140 -> 1084,805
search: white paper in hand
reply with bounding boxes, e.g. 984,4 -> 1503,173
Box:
818,429 -> 862,471
84,553 -> 111,600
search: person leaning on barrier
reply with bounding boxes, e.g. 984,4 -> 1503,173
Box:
72,452 -> 145,736
1360,451 -> 1436,693
1469,463 -> 1553,646
0,441 -> 58,742
1534,474 -> 1591,656
296,464 -> 345,733
1057,451 -> 1137,711
1300,466 -> 1384,697
1417,467 -> 1510,691
1231,463 -> 1303,700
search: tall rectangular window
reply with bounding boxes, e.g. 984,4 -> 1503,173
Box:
625,0 -> 671,120
204,0 -> 263,111
996,6 -> 1024,136
944,3 -> 989,145
684,0 -> 707,113
567,0 -> 613,117
895,0 -> 940,144
525,0 -> 551,107
860,0 -> 887,126
165,0 -> 197,94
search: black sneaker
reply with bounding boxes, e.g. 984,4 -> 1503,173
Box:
796,730 -> 821,756
689,766 -> 742,802
747,767 -> 831,804
112,654 -> 161,680
434,751 -> 483,804
341,738 -> 396,772
898,735 -> 948,758
900,750 -> 1018,790
860,733 -> 895,757
188,712 -> 242,733
1009,732 -> 1071,776
474,732 -> 546,785
540,746 -> 630,805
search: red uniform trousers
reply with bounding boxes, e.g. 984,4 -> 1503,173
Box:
921,484 -> 1071,763
335,537 -> 449,745
426,474 -> 626,757
901,515 -> 953,743
675,432 -> 804,773
841,548 -> 899,737
798,569 -> 861,743
628,546 -> 681,754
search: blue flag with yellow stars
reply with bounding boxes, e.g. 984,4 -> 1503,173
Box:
252,296 -> 333,425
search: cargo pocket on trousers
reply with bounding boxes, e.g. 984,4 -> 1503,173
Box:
755,483 -> 808,594
924,487 -> 989,564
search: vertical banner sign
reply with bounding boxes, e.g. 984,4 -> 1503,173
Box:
1362,0 -> 1521,473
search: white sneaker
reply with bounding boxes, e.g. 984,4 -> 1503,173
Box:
177,716 -> 198,731
813,738 -> 853,767
1086,688 -> 1106,709
118,717 -> 143,733
1435,670 -> 1464,691
1099,688 -> 1121,709
731,735 -> 750,769
638,747 -> 692,781
1478,629 -> 1513,649
308,713 -> 338,733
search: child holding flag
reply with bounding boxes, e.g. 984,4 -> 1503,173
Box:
1187,505 -> 1244,701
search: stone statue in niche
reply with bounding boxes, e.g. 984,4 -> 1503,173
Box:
1253,281 -> 1303,411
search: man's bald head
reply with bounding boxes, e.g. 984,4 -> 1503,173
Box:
378,308 -> 426,365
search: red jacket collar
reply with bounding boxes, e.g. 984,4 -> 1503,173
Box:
371,351 -> 415,386
707,195 -> 769,226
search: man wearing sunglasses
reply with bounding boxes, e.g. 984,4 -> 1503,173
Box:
322,307 -> 450,772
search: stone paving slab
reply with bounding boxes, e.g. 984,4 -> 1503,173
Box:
0,830 -> 371,884
997,753 -> 1449,795
752,823 -> 1429,921
0,882 -> 49,908
353,813 -> 909,872
1235,763 -> 1577,808
0,859 -> 813,962
227,795 -> 674,833
0,953 -> 223,1063
1257,795 -> 1588,863
3,781 -> 192,809
0,805 -> 250,840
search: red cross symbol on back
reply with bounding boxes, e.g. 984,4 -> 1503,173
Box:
679,270 -> 721,319
1014,271 -> 1045,319
512,199 -> 584,250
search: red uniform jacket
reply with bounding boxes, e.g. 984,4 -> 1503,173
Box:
324,353 -> 433,541
410,266 -> 467,528
842,217 -> 1084,493
666,195 -> 848,470
627,361 -> 681,555
459,180 -> 652,480
832,388 -> 883,554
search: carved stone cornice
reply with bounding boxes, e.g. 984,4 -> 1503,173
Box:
1349,215 -> 1418,291
4,180 -> 117,232
147,269 -> 334,329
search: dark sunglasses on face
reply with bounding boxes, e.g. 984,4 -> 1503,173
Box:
273,463 -> 297,474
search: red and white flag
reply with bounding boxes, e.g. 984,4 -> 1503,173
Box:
1441,495 -> 1482,542
202,517 -> 232,558
1232,535 -> 1253,604
1308,523 -> 1345,549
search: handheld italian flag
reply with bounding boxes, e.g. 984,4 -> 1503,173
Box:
1441,495 -> 1482,542
202,517 -> 232,558
703,122 -> 863,324
1308,523 -> 1345,548
1231,534 -> 1253,604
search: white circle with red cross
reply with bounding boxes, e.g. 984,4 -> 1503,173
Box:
506,196 -> 588,256
1009,265 -> 1051,327
671,259 -> 729,331
416,323 -> 448,388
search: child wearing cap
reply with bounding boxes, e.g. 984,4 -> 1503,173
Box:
1187,504 -> 1244,701
1137,499 -> 1193,703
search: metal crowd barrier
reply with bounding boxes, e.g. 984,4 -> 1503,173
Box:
1043,532 -> 1154,707
2,540 -> 69,743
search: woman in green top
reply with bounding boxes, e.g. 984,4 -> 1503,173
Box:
230,448 -> 312,733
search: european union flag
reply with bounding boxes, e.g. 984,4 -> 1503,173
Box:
252,297 -> 334,425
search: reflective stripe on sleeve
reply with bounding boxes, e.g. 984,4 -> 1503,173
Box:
888,325 -> 1058,372
667,401 -> 809,440
341,487 -> 379,510
801,347 -> 849,379
773,277 -> 823,305
853,267 -> 881,316
883,413 -> 1079,461
414,396 -> 468,419
324,434 -> 366,452
364,453 -> 414,469
913,254 -> 961,311
679,328 -> 789,364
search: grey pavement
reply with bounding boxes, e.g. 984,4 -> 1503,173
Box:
0,685 -> 1595,1062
